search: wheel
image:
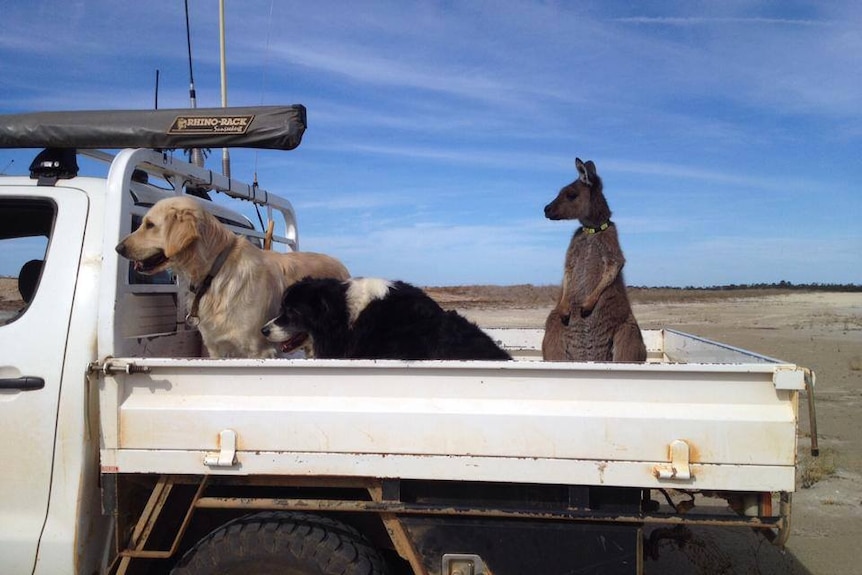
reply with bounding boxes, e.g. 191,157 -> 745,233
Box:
170,511 -> 388,575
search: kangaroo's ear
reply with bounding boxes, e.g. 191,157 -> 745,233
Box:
575,157 -> 592,186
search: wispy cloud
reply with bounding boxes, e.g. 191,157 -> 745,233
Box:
2,1 -> 860,285
304,218 -> 564,285
615,17 -> 834,27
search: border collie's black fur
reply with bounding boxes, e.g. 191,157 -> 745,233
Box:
262,277 -> 511,360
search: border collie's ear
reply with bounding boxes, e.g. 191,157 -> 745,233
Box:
164,208 -> 199,258
575,157 -> 592,186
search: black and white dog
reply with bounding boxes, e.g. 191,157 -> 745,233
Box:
261,277 -> 511,360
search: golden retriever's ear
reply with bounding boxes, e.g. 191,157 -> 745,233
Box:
163,208 -> 199,258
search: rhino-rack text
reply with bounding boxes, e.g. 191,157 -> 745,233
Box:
168,115 -> 254,135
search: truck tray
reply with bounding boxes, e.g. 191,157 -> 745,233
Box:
97,329 -> 804,492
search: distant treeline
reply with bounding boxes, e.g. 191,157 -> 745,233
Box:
632,281 -> 862,292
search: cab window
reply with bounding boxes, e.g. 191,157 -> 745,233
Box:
0,199 -> 53,323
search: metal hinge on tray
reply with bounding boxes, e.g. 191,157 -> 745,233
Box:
653,439 -> 692,481
204,429 -> 238,467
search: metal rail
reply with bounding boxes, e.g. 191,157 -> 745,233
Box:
192,495 -> 786,531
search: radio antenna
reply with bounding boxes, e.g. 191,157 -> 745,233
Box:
218,0 -> 231,178
154,69 -> 160,110
184,0 -> 204,166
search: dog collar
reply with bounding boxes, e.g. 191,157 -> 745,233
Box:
582,221 -> 612,235
186,245 -> 232,327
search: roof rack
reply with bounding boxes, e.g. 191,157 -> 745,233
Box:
0,105 -> 306,151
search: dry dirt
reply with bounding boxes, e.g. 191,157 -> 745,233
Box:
3,278 -> 860,573
429,286 -> 862,575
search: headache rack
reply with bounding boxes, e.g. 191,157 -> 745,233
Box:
0,106 -> 311,357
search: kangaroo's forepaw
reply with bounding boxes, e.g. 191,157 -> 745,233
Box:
554,305 -> 571,326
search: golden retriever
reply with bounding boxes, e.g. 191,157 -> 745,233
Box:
115,195 -> 350,358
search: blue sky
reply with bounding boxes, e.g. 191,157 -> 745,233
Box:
1,1 -> 860,287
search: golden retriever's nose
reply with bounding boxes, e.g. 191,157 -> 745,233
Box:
116,242 -> 128,257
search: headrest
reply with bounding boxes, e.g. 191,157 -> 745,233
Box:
18,259 -> 44,303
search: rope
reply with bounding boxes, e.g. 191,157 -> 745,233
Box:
264,220 -> 275,250
253,0 -> 277,246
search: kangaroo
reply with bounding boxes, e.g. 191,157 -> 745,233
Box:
542,158 -> 646,362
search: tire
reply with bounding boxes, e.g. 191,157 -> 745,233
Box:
170,511 -> 388,575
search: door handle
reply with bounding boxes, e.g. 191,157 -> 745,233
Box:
0,377 -> 45,390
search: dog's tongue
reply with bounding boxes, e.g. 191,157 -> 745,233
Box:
281,332 -> 308,353
133,261 -> 143,271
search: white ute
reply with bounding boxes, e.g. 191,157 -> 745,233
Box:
0,107 -> 817,575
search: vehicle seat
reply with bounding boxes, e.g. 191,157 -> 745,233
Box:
18,259 -> 44,303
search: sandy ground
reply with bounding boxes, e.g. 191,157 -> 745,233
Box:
458,292 -> 862,575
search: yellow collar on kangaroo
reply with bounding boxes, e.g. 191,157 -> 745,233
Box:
582,221 -> 611,234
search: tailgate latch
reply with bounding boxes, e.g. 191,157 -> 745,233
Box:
204,429 -> 238,467
653,439 -> 692,481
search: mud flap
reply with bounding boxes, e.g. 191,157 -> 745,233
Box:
400,516 -> 641,575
